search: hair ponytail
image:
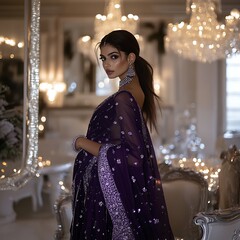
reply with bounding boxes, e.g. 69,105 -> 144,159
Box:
135,56 -> 161,131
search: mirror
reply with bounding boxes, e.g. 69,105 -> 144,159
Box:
0,0 -> 40,190
63,22 -> 96,95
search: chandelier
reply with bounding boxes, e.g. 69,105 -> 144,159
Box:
0,36 -> 24,59
78,0 -> 139,62
165,0 -> 240,63
225,8 -> 240,56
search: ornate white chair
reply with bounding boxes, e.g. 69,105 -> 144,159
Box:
0,175 -> 43,225
161,166 -> 208,240
54,193 -> 72,240
194,207 -> 240,240
218,145 -> 240,209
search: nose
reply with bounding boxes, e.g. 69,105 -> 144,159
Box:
103,59 -> 110,68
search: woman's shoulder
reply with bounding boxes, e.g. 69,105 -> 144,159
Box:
114,90 -> 136,104
115,90 -> 134,98
115,89 -> 144,109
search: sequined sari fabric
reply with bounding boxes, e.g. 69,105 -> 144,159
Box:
70,90 -> 174,240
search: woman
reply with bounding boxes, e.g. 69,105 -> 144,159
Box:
70,30 -> 174,240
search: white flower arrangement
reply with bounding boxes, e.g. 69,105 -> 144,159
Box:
0,83 -> 23,161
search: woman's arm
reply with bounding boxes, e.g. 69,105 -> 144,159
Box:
73,136 -> 101,156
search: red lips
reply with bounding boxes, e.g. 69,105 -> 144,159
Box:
106,70 -> 114,76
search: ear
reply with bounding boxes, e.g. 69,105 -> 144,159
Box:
127,53 -> 136,64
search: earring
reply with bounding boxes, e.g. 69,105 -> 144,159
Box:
119,64 -> 136,88
127,64 -> 135,78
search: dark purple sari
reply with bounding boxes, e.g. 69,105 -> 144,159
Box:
70,90 -> 174,240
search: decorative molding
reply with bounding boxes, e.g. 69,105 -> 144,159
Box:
194,208 -> 240,240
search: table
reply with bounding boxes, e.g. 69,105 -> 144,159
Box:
38,138 -> 75,211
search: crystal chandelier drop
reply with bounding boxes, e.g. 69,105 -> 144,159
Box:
225,8 -> 240,56
165,0 -> 240,63
78,0 -> 139,62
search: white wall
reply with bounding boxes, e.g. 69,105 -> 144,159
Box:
196,62 -> 219,156
162,51 -> 222,157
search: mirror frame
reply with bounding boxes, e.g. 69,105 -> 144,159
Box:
0,0 -> 40,190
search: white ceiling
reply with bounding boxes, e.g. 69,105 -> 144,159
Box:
0,0 -> 239,19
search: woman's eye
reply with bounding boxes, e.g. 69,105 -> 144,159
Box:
111,54 -> 119,60
99,56 -> 105,61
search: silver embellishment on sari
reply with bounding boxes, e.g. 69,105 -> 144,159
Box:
98,144 -> 135,240
83,156 -> 97,196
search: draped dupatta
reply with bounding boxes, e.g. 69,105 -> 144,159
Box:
70,90 -> 174,240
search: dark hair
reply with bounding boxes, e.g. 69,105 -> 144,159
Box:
98,30 -> 161,130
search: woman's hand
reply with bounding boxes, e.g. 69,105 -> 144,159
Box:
73,136 -> 101,156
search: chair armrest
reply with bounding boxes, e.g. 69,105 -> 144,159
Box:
194,207 -> 240,240
53,194 -> 72,240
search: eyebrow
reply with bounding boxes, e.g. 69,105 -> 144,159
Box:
100,51 -> 119,57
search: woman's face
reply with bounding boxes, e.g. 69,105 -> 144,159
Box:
100,44 -> 129,80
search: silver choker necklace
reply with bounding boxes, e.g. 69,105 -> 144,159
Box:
119,75 -> 133,88
119,64 -> 136,88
